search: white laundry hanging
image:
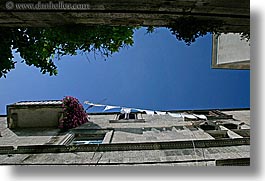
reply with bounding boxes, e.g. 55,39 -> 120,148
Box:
168,112 -> 182,118
194,114 -> 207,120
121,107 -> 132,114
182,114 -> 197,119
155,111 -> 167,115
144,110 -> 155,115
103,105 -> 120,111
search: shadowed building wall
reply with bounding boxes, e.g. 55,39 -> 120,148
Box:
0,0 -> 249,33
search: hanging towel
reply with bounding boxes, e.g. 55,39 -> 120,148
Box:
103,105 -> 120,111
144,110 -> 155,115
121,108 -> 132,114
182,114 -> 197,119
194,114 -> 207,120
168,112 -> 182,118
156,111 -> 167,115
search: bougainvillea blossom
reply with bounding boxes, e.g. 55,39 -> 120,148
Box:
59,96 -> 89,130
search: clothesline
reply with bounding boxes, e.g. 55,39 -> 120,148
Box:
84,101 -> 207,120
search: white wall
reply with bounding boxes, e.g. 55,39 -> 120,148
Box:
216,33 -> 250,64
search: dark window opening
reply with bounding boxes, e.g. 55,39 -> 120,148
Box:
222,123 -> 238,129
118,113 -> 137,120
118,113 -> 125,120
129,113 -> 136,119
109,113 -> 145,123
206,130 -> 230,139
199,124 -> 218,131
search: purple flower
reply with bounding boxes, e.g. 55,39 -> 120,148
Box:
58,96 -> 88,130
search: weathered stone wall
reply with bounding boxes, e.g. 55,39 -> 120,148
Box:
7,105 -> 63,128
0,0 -> 249,33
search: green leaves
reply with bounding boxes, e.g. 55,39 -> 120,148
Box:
0,26 -> 136,78
167,16 -> 224,46
0,28 -> 15,78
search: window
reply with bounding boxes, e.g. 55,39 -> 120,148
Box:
109,113 -> 145,123
70,133 -> 105,145
118,113 -> 137,120
60,130 -> 113,145
206,130 -> 230,139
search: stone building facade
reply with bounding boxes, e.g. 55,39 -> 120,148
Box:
0,102 -> 250,166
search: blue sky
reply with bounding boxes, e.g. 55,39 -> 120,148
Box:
0,27 -> 250,114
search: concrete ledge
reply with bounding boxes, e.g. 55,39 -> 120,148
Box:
0,137 -> 250,155
109,119 -> 145,123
